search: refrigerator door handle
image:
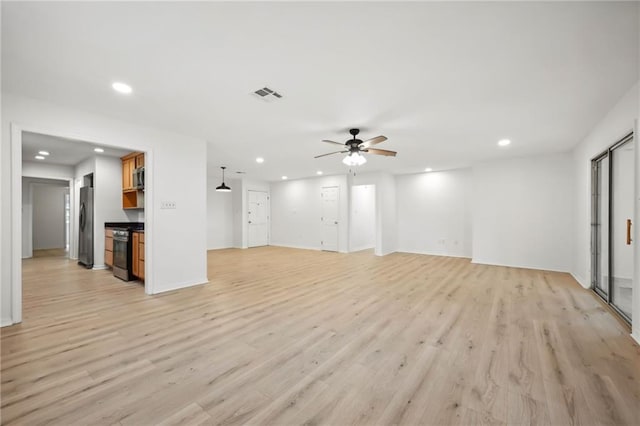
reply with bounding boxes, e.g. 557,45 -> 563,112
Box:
79,203 -> 86,231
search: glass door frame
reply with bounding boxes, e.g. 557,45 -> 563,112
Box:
590,131 -> 633,325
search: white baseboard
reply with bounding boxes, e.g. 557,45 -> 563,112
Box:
471,258 -> 569,273
631,332 -> 640,346
570,272 -> 589,289
270,243 -> 320,251
1,317 -> 14,327
350,245 -> 375,253
92,264 -> 107,270
207,245 -> 234,251
398,248 -> 471,259
152,278 -> 209,295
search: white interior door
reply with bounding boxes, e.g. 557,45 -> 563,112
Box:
248,190 -> 269,248
321,186 -> 339,252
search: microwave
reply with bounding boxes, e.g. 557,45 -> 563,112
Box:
133,166 -> 144,189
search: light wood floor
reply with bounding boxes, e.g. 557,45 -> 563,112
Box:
2,247 -> 638,425
31,248 -> 68,258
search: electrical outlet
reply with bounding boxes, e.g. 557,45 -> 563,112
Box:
161,201 -> 176,209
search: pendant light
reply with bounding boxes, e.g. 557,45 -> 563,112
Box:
215,166 -> 231,192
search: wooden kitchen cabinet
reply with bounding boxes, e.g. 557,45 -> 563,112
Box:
105,228 -> 113,267
121,152 -> 144,210
132,231 -> 145,281
139,232 -> 145,280
122,156 -> 135,190
132,232 -> 139,277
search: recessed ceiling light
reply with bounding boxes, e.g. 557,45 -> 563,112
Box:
35,155 -> 45,160
424,167 -> 433,172
256,157 -> 264,164
498,139 -> 511,147
112,82 -> 132,94
38,151 -> 50,156
282,176 -> 288,180
94,147 -> 104,153
316,171 -> 323,175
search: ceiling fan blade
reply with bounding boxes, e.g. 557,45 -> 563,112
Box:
322,139 -> 345,146
365,148 -> 396,157
359,135 -> 387,149
314,150 -> 348,158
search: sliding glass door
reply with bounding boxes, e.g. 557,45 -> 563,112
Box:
592,155 -> 610,299
610,138 -> 634,318
591,133 -> 634,323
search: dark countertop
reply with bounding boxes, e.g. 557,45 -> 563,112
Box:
105,222 -> 144,231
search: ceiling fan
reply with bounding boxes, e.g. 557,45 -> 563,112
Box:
315,128 -> 396,166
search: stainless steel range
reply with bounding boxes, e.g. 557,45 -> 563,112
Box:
112,228 -> 133,281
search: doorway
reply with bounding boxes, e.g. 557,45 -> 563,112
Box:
22,178 -> 70,259
591,132 -> 634,322
350,185 -> 376,252
321,186 -> 339,252
247,190 -> 269,247
10,126 -> 153,326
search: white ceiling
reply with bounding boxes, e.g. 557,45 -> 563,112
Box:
3,2 -> 638,181
22,132 -> 131,167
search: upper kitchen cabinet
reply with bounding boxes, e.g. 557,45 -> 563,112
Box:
121,152 -> 145,210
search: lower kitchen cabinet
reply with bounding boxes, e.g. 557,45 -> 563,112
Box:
132,231 -> 145,281
139,233 -> 145,280
105,228 -> 113,267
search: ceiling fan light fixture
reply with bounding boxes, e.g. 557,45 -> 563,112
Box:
215,166 -> 232,192
343,152 -> 367,166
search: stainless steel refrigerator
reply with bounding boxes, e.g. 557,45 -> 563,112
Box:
78,186 -> 94,268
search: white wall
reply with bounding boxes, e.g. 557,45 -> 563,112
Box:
232,179 -> 244,249
271,174 -> 349,252
350,185 -> 376,252
21,178 -> 32,259
23,161 -> 74,180
472,153 -> 574,272
2,94 -> 208,325
93,155 -> 139,268
570,82 -> 639,342
32,183 -> 67,250
396,169 -> 472,258
207,176 -> 235,250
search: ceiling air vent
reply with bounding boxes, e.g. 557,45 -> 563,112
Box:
252,86 -> 283,102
